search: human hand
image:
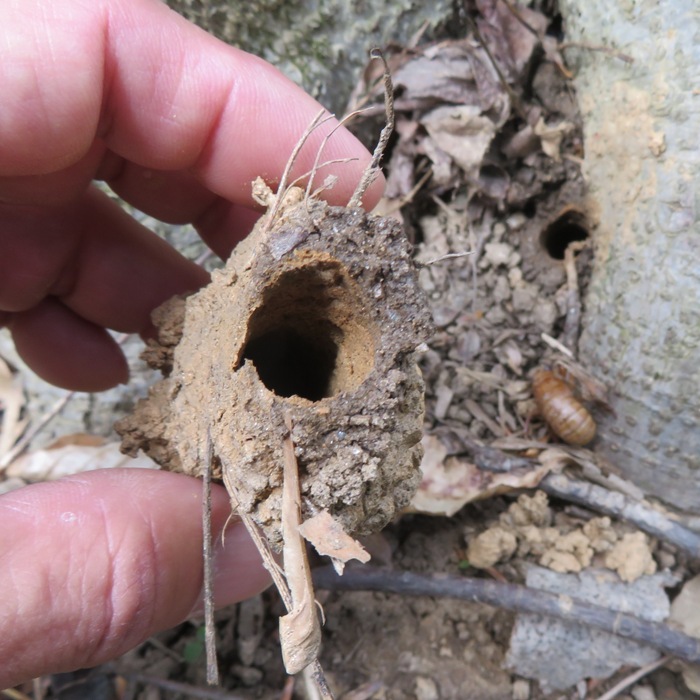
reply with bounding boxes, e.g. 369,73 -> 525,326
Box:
0,0 -> 382,688
0,0 -> 382,393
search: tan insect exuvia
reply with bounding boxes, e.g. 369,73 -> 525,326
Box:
532,368 -> 596,446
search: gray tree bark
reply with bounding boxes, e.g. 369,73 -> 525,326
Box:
559,1 -> 700,513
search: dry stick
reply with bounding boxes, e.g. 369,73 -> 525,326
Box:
559,42 -> 634,64
466,436 -> 700,559
0,392 -> 72,471
421,251 -> 474,266
121,671 -> 246,700
594,655 -> 670,700
348,49 -> 395,209
468,17 -> 528,122
561,240 -> 588,352
221,460 -> 292,610
540,472 -> 700,560
202,432 -> 219,685
541,331 -> 574,358
312,567 -> 700,663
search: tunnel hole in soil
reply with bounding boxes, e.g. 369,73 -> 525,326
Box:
240,260 -> 375,401
540,208 -> 589,259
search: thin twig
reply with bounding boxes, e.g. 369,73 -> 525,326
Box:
1,689 -> 32,700
348,49 -> 395,209
561,240 -> 587,351
594,655 -> 670,700
541,473 -> 700,561
421,251 -> 474,266
313,567 -> 700,663
202,432 -> 219,685
0,392 -> 72,471
468,17 -> 528,121
541,332 -> 574,358
121,671 -> 246,699
498,0 -> 540,37
560,41 -> 634,64
221,457 -> 292,610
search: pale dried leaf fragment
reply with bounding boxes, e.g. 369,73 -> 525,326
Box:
6,439 -> 158,482
420,105 -> 497,177
411,435 -> 563,517
279,416 -> 322,675
299,509 -> 371,574
533,117 -> 574,161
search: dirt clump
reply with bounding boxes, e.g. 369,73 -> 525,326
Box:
467,491 -> 657,581
118,186 -> 433,547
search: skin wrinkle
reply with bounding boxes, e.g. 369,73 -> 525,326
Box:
88,497 -> 118,664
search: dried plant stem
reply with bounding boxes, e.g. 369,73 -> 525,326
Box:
278,412 -> 324,679
541,332 -> 574,358
121,671 -> 245,699
541,473 -> 700,560
561,240 -> 587,351
202,434 -> 219,685
222,461 -> 292,609
348,49 -> 395,208
313,567 -> 700,663
267,110 -> 334,227
304,108 -> 371,201
594,655 -> 670,700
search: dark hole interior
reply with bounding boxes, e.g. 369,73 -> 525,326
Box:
242,325 -> 339,401
540,213 -> 589,260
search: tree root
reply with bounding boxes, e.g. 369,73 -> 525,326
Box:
313,566 -> 700,663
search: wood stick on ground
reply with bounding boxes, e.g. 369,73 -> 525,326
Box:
120,671 -> 245,700
594,655 -> 670,700
541,472 -> 700,560
313,566 -> 700,663
561,240 -> 588,351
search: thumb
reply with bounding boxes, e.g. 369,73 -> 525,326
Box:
0,468 -> 269,688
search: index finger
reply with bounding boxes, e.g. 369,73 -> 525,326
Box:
0,0 -> 382,208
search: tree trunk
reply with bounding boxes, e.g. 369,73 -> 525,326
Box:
559,1 -> 700,513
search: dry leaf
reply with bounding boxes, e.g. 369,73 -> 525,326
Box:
421,105 -> 497,177
6,440 -> 158,482
299,509 -> 371,574
411,435 -> 563,517
534,117 -> 574,161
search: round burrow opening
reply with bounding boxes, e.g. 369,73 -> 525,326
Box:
238,258 -> 375,401
540,208 -> 589,259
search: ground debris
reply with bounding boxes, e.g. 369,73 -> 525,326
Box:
506,566 -> 675,691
